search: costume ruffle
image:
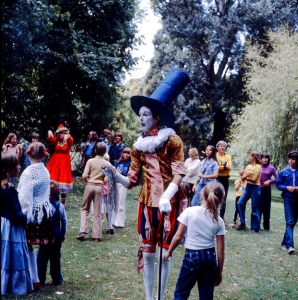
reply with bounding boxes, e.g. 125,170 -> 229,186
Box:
1,217 -> 33,295
134,128 -> 175,153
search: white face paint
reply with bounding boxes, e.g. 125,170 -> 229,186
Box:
139,106 -> 159,132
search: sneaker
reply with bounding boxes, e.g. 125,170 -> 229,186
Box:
282,245 -> 287,251
229,223 -> 237,228
236,223 -> 246,231
287,247 -> 295,254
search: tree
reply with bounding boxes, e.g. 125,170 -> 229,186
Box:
228,29 -> 298,170
145,0 -> 298,146
1,0 -> 142,146
108,79 -> 141,148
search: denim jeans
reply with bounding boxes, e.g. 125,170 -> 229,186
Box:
37,235 -> 63,285
191,184 -> 205,206
174,248 -> 217,300
237,184 -> 261,230
281,197 -> 298,249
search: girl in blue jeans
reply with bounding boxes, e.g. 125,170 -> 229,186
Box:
236,151 -> 262,233
191,145 -> 219,206
164,181 -> 226,300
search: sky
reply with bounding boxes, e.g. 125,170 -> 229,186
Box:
124,0 -> 162,83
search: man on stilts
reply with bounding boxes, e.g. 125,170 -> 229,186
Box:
112,69 -> 190,299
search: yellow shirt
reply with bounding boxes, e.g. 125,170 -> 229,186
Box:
245,164 -> 262,185
216,153 -> 232,177
234,179 -> 246,197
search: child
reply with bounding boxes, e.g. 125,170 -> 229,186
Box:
1,152 -> 33,295
230,170 -> 246,228
164,181 -> 226,300
2,132 -> 23,158
24,132 -> 40,168
18,142 -> 52,290
113,147 -> 132,229
276,150 -> 298,254
2,133 -> 23,182
37,180 -> 67,285
77,142 -> 110,242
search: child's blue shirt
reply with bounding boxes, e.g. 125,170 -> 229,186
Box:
50,200 -> 68,236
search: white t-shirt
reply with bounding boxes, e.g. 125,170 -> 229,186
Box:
178,206 -> 226,250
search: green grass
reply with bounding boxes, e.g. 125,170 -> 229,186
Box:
3,177 -> 298,299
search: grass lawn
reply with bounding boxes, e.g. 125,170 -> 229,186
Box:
3,177 -> 298,299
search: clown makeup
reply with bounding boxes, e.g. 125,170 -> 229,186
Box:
139,106 -> 160,132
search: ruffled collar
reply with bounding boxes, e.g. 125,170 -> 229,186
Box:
134,128 -> 175,153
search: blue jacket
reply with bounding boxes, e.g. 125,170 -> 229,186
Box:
276,166 -> 298,199
50,200 -> 68,237
115,160 -> 131,177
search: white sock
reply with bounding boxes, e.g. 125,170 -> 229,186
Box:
142,246 -> 156,300
156,247 -> 171,300
29,250 -> 39,283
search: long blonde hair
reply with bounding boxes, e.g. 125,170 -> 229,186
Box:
201,181 -> 225,223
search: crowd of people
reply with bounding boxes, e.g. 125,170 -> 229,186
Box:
1,68 -> 298,299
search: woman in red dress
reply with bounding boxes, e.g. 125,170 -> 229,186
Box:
46,124 -> 74,206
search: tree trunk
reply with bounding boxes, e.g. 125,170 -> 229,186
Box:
208,109 -> 227,146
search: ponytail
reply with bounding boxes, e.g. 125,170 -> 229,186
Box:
202,181 -> 225,223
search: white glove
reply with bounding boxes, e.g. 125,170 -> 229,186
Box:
159,183 -> 178,213
115,172 -> 130,188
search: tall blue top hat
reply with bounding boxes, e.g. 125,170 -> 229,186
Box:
130,69 -> 190,128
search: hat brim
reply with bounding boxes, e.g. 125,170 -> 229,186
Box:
130,96 -> 175,128
56,128 -> 69,133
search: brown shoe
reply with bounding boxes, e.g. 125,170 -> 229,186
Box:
94,238 -> 101,242
236,223 -> 246,231
76,232 -> 87,239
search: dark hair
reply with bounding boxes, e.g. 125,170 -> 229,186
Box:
1,152 -> 19,180
206,145 -> 216,160
26,142 -> 47,160
31,132 -> 40,139
287,150 -> 298,160
50,180 -> 60,200
250,151 -> 261,164
261,153 -> 271,165
202,181 -> 225,223
4,133 -> 17,145
89,131 -> 97,141
95,142 -> 106,156
118,147 -> 131,162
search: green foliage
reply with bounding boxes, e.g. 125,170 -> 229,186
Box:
1,0 -> 142,146
108,78 -> 143,147
229,29 -> 298,170
145,0 -> 298,146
